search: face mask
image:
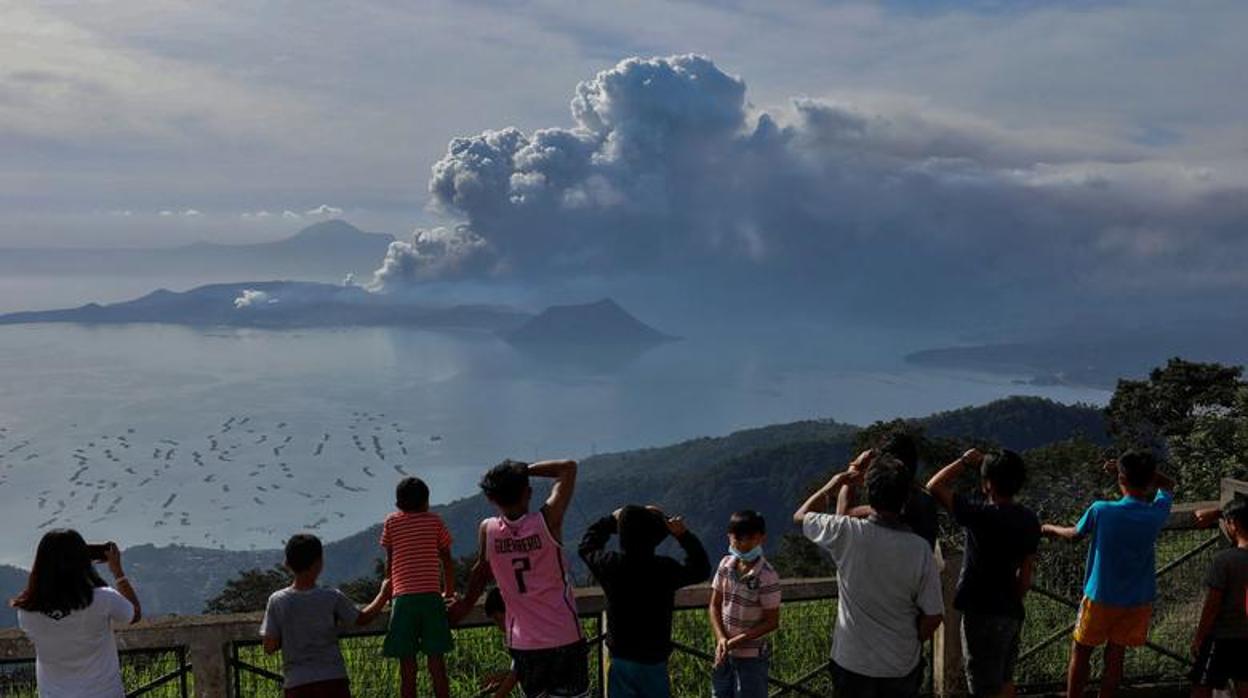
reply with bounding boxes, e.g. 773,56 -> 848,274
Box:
729,544 -> 762,562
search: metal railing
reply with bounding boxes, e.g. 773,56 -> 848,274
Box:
223,580 -> 838,697
0,646 -> 190,698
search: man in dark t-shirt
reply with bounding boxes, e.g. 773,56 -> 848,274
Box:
928,448 -> 1040,698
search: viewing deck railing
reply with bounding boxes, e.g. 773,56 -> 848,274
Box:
1,478 -> 1242,698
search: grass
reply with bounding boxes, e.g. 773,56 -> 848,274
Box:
0,529 -> 1218,697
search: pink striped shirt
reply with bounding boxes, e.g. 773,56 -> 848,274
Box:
713,555 -> 782,658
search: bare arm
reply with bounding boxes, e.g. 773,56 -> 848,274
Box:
104,544 -> 142,624
1041,523 -> 1082,541
1015,554 -> 1036,600
726,607 -> 780,648
355,577 -> 392,627
1152,470 -> 1177,494
835,450 -> 875,515
450,521 -> 493,625
794,470 -> 863,524
709,586 -> 730,665
925,449 -> 983,513
439,548 -> 457,599
709,587 -> 728,641
918,614 -> 944,642
531,459 -> 578,540
1191,588 -> 1223,657
262,634 -> 281,655
1193,507 -> 1222,528
490,672 -> 519,698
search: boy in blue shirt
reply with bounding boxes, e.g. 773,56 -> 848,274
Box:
1042,451 -> 1176,698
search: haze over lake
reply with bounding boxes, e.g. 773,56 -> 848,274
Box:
0,275 -> 1107,566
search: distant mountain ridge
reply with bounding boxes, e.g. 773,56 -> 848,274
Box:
0,280 -> 534,331
0,219 -> 394,279
0,397 -> 1106,621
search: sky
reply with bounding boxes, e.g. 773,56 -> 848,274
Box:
2,0 -> 1247,318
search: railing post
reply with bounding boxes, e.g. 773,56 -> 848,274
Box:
1222,477 -> 1248,507
187,626 -> 230,698
932,549 -> 965,698
598,609 -> 609,698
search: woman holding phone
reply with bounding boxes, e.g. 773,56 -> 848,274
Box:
10,529 -> 141,698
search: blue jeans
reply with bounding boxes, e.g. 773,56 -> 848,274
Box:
711,655 -> 769,698
609,657 -> 670,698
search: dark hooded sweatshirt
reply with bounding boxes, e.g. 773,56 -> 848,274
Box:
578,507 -> 711,663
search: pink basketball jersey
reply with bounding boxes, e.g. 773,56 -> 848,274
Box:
485,511 -> 583,650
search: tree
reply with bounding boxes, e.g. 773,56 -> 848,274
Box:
1105,358 -> 1247,498
204,565 -> 290,614
770,532 -> 834,579
339,558 -> 386,604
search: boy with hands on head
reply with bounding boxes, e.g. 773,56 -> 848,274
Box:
927,448 -> 1040,698
579,504 -> 710,698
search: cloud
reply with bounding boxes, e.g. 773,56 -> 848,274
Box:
379,53 -> 1248,303
240,210 -> 272,220
233,289 -> 277,309
181,209 -> 201,217
305,204 -> 343,216
281,210 -> 302,220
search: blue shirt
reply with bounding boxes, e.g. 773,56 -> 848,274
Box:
1076,489 -> 1173,607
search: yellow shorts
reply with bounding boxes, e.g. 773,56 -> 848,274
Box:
1072,597 -> 1152,647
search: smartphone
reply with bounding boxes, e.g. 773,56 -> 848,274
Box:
86,543 -> 111,563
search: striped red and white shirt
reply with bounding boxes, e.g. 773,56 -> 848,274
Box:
380,511 -> 452,596
713,555 -> 782,658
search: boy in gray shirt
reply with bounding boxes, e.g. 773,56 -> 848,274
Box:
794,452 -> 945,698
262,534 -> 392,697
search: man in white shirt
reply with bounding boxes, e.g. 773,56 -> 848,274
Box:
793,452 -> 944,698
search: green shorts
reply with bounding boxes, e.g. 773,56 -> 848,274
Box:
383,593 -> 453,658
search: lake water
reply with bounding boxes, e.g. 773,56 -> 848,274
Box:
0,278 -> 1109,566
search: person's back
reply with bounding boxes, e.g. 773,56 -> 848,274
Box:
796,455 -> 944,698
486,510 -> 581,650
579,506 -> 710,664
17,587 -> 134,698
1041,451 -> 1176,698
1080,490 -> 1171,606
903,485 -> 941,550
805,514 -> 942,676
262,586 -> 359,689
383,509 -> 451,597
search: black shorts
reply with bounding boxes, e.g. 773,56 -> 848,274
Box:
961,612 -> 1023,696
509,640 -> 590,698
1189,637 -> 1248,688
830,660 -> 924,698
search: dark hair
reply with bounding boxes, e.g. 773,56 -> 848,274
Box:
484,587 -> 506,617
1117,451 -> 1157,490
728,510 -> 766,537
618,505 -> 668,554
982,450 -> 1026,498
881,432 -> 919,478
396,477 -> 430,512
479,460 -> 530,508
285,534 -> 323,573
867,456 -> 912,514
10,529 -> 107,617
1224,495 -> 1248,530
